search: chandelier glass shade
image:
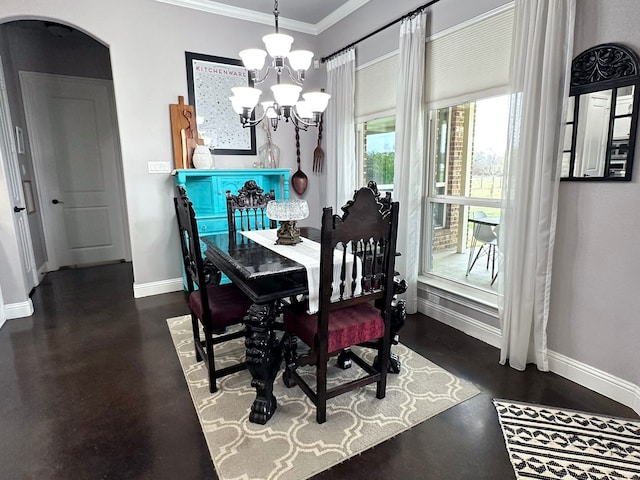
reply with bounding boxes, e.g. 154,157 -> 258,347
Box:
230,0 -> 330,131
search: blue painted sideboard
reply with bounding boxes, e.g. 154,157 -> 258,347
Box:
173,168 -> 291,288
173,168 -> 291,237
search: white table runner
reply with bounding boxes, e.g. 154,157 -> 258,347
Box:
240,229 -> 361,314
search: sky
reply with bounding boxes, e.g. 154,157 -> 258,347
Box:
365,94 -> 511,155
474,94 -> 510,153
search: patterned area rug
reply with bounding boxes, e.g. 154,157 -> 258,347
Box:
494,399 -> 640,480
167,315 -> 480,480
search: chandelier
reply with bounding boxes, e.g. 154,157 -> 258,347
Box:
229,0 -> 330,131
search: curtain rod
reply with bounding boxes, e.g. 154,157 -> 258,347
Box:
320,0 -> 441,64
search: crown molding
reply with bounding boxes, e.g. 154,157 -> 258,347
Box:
152,0 -> 369,35
315,0 -> 370,34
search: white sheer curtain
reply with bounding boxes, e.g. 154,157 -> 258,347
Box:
393,13 -> 427,314
499,0 -> 576,370
324,48 -> 356,210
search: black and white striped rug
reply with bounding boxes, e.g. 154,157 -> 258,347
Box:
494,399 -> 640,480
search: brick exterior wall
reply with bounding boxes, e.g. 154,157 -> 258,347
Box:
432,105 -> 474,251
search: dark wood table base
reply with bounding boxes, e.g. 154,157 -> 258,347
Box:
244,303 -> 282,425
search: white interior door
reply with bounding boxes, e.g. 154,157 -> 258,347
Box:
0,57 -> 38,294
576,92 -> 610,178
21,72 -> 129,270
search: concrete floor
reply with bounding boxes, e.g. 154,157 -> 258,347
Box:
0,262 -> 636,479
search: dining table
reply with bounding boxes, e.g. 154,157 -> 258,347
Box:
467,216 -> 500,228
199,227 -> 407,425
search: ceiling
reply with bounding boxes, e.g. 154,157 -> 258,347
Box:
153,0 -> 370,34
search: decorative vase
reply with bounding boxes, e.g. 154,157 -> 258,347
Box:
192,145 -> 214,169
259,122 -> 280,169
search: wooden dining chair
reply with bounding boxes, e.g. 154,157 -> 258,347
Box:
174,185 -> 253,393
281,186 -> 400,423
336,181 -> 406,374
226,180 -> 277,236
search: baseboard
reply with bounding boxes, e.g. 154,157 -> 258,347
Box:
418,298 -> 640,416
3,299 -> 35,320
547,351 -> 640,417
133,277 -> 184,298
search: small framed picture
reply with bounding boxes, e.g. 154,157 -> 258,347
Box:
15,126 -> 25,154
22,180 -> 35,213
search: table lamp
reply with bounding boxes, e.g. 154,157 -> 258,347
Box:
266,200 -> 309,245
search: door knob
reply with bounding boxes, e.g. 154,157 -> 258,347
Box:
14,206 -> 25,212
52,199 -> 64,204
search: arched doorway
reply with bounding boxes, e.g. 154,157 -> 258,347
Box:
0,20 -> 130,314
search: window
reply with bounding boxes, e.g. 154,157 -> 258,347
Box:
418,5 -> 513,299
433,109 -> 450,228
424,94 -> 509,291
357,115 -> 395,192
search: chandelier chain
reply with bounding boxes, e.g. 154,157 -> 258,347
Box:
273,0 -> 279,32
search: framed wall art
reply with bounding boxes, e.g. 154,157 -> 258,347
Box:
186,52 -> 256,156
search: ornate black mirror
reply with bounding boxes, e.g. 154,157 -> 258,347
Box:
562,43 -> 640,181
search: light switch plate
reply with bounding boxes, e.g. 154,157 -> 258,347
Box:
148,161 -> 172,174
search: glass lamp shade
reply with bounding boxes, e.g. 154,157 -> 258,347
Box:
287,50 -> 314,71
262,33 -> 294,58
266,200 -> 309,221
229,96 -> 244,115
303,91 -> 331,113
231,87 -> 262,109
261,101 -> 278,118
271,84 -> 301,107
295,100 -> 313,120
239,48 -> 267,71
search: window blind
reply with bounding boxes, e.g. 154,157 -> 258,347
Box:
355,54 -> 398,120
354,6 -> 514,119
425,7 -> 514,105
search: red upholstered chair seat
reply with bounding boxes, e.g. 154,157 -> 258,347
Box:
189,284 -> 253,332
284,302 -> 384,354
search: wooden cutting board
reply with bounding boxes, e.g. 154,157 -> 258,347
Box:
169,96 -> 201,169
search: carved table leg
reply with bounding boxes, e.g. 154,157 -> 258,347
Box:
374,278 -> 407,374
281,332 -> 298,388
244,303 -> 282,424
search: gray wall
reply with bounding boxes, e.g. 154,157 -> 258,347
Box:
549,0 -> 640,390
